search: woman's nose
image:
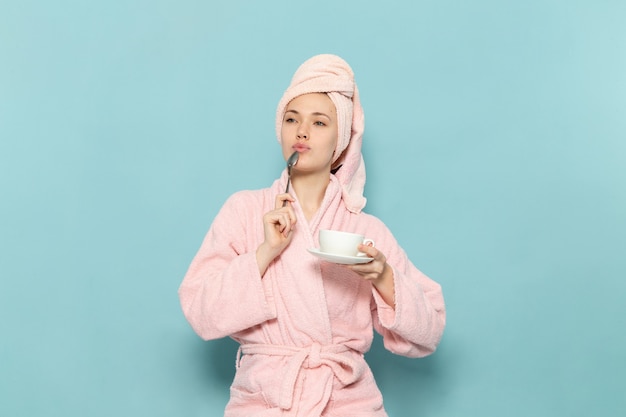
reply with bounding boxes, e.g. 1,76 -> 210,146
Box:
296,125 -> 308,140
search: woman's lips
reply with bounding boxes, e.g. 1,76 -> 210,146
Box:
293,144 -> 309,152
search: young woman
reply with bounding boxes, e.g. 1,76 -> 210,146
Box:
179,54 -> 446,417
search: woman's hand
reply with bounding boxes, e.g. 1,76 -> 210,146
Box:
347,244 -> 395,308
256,193 -> 297,276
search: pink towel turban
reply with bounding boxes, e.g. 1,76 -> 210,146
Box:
276,54 -> 366,213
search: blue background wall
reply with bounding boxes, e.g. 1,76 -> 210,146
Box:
1,1 -> 625,416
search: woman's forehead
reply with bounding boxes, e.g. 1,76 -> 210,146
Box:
286,93 -> 336,113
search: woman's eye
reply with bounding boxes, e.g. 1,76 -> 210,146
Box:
314,121 -> 326,126
285,118 -> 296,123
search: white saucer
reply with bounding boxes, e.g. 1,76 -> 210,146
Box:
307,248 -> 374,265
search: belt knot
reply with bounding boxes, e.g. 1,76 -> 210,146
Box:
306,342 -> 323,368
239,342 -> 365,411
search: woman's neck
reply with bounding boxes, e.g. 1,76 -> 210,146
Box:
291,171 -> 330,221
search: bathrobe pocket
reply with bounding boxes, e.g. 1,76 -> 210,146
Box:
228,353 -> 284,410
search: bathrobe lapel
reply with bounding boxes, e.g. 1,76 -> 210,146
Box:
266,174 -> 346,347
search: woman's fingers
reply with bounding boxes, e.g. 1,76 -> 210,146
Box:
347,244 -> 386,277
257,195 -> 299,267
263,199 -> 297,239
263,211 -> 288,236
275,193 -> 296,209
274,194 -> 297,232
276,212 -> 292,236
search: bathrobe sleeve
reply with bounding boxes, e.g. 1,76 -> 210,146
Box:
367,221 -> 446,358
178,192 -> 276,341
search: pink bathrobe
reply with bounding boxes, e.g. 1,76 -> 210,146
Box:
179,173 -> 446,417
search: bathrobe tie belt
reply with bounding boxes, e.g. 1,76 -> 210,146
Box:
238,342 -> 366,411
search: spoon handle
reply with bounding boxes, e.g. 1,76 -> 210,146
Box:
282,151 -> 298,207
282,179 -> 291,207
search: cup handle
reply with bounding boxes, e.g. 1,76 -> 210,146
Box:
357,239 -> 375,257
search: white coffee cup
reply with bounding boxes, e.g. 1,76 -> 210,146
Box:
318,229 -> 375,257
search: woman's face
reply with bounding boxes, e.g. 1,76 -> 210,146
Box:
281,93 -> 338,175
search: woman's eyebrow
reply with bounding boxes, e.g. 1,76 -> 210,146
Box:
285,109 -> 331,119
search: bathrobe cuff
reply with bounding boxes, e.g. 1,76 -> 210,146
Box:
371,261 -> 445,357
371,265 -> 398,328
255,255 -> 277,319
230,251 -> 278,324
